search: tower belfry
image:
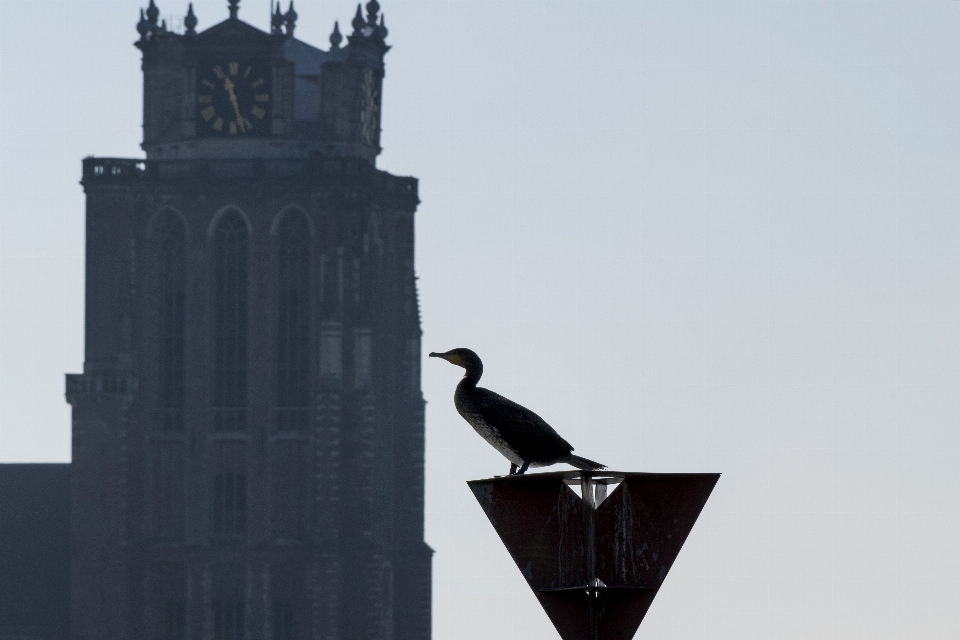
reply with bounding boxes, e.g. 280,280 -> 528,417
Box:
66,2 -> 431,639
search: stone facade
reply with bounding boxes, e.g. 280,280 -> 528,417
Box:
65,3 -> 431,640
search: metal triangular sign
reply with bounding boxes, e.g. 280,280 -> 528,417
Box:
469,471 -> 719,640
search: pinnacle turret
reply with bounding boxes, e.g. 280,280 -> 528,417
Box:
137,1 -> 167,41
341,0 -> 390,54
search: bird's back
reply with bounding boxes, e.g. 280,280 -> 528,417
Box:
454,383 -> 573,464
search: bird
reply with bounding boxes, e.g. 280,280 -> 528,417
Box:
429,348 -> 606,475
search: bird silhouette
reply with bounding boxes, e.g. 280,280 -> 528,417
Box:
430,348 -> 605,475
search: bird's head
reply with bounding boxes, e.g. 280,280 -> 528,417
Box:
429,348 -> 482,372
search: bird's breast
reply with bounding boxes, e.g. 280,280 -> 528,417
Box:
454,389 -> 525,465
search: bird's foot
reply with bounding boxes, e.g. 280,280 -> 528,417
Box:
517,460 -> 530,475
509,463 -> 518,475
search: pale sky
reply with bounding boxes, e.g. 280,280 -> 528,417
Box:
1,1 -> 959,639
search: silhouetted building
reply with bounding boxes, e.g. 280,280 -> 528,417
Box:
62,1 -> 430,639
0,465 -> 70,640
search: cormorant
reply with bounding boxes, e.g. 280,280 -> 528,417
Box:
430,348 -> 606,475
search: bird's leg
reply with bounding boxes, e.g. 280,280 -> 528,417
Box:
517,460 -> 530,475
509,463 -> 518,475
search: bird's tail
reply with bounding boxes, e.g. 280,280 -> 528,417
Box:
567,455 -> 606,471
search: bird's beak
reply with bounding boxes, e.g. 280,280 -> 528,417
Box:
429,351 -> 461,366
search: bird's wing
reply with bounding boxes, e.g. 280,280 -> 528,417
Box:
474,387 -> 574,458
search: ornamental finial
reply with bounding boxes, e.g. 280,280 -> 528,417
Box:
377,14 -> 388,40
351,4 -> 365,34
285,1 -> 298,37
330,21 -> 343,49
184,3 -> 198,36
137,8 -> 150,39
366,0 -> 380,26
228,0 -> 239,20
271,2 -> 284,34
146,0 -> 159,26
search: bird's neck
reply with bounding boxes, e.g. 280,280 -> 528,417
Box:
459,364 -> 482,388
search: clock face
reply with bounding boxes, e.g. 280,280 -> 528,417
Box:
196,61 -> 270,137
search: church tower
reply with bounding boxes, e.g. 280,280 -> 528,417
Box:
65,2 -> 430,639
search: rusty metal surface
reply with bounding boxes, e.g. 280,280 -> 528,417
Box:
468,471 -> 719,640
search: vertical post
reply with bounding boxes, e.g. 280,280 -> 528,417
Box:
580,472 -> 599,640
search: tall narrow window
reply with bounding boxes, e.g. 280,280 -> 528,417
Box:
212,599 -> 244,640
275,213 -> 310,431
213,211 -> 248,432
213,471 -> 247,537
154,213 -> 186,431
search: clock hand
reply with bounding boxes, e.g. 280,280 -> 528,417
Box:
229,95 -> 244,130
223,77 -> 246,131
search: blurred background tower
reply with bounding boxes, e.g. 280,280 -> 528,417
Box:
64,2 -> 431,639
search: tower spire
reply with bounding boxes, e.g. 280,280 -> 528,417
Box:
184,3 -> 197,37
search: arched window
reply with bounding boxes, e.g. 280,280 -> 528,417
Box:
213,211 -> 248,433
153,212 -> 186,431
275,212 -> 310,431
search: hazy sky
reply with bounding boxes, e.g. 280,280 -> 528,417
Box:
2,1 -> 959,639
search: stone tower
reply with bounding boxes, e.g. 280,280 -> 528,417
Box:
64,2 -> 430,639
